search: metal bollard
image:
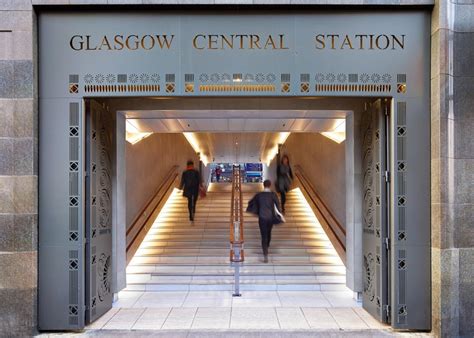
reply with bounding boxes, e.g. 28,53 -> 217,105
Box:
232,221 -> 242,297
232,244 -> 241,297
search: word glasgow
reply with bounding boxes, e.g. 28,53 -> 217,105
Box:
69,33 -> 405,51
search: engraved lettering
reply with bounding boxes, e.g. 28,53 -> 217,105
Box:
355,34 -> 367,49
125,35 -> 139,50
98,36 -> 112,50
208,34 -> 219,49
375,34 -> 390,50
114,35 -> 124,50
327,34 -> 339,49
392,34 -> 405,50
140,35 -> 155,50
315,34 -> 325,49
85,35 -> 97,51
155,35 -> 174,49
70,35 -> 84,51
221,34 -> 234,49
279,34 -> 289,50
193,34 -> 205,50
341,35 -> 353,49
264,35 -> 276,49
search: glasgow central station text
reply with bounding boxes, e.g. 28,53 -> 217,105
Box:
69,33 -> 406,51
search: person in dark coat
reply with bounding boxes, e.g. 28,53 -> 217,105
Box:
276,154 -> 293,213
215,166 -> 222,182
179,160 -> 201,221
247,179 -> 282,263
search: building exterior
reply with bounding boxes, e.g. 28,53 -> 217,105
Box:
0,1 -> 472,337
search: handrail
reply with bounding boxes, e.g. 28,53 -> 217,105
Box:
230,165 -> 244,259
230,165 -> 244,297
126,165 -> 179,256
294,165 -> 346,259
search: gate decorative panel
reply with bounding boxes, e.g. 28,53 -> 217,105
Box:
361,99 -> 389,323
85,100 -> 114,323
390,100 -> 431,330
38,100 -> 85,330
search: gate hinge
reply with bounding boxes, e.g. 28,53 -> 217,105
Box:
384,105 -> 389,116
384,237 -> 390,251
384,305 -> 391,318
84,170 -> 89,177
384,170 -> 390,183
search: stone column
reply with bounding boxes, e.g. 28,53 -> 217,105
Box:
431,0 -> 474,336
0,1 -> 37,336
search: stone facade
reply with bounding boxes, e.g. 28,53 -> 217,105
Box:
431,0 -> 474,336
0,4 -> 37,337
0,0 -> 472,336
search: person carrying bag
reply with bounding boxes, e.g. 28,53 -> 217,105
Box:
246,179 -> 284,263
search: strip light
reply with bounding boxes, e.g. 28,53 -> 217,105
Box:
183,132 -> 209,166
125,120 -> 152,145
265,132 -> 291,166
321,119 -> 346,144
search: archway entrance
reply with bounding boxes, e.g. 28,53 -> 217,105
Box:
37,9 -> 431,331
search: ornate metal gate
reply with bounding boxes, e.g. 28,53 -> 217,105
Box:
85,100 -> 114,323
361,99 -> 390,322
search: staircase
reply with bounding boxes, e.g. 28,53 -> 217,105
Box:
126,183 -> 346,291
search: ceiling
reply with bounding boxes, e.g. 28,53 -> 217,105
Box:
190,132 -> 287,164
124,109 -> 347,163
127,118 -> 341,133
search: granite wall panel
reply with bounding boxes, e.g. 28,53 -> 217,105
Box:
0,4 -> 37,337
431,0 -> 474,335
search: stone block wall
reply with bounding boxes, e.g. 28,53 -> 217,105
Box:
431,0 -> 474,336
0,3 -> 37,336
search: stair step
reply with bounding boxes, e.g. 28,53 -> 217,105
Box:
126,183 -> 345,292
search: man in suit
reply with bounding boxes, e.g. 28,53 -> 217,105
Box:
247,179 -> 282,263
179,160 -> 201,221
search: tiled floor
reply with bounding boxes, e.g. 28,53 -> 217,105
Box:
81,289 -> 396,332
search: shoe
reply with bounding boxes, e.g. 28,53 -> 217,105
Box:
263,255 -> 269,263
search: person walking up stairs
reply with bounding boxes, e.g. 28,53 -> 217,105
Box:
247,179 -> 283,263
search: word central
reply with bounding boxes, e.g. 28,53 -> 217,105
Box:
192,34 -> 289,50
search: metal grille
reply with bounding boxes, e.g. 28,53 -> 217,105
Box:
397,74 -> 407,83
349,74 -> 358,83
117,74 -> 127,83
69,248 -> 80,326
69,103 -> 80,243
300,73 -> 310,82
396,102 -> 407,242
